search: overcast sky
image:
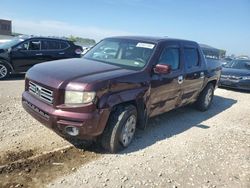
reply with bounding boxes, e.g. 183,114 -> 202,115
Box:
1,0 -> 249,56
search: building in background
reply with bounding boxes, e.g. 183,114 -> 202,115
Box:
0,19 -> 12,35
0,19 -> 13,43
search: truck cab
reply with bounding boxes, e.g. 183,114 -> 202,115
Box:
22,36 -> 221,153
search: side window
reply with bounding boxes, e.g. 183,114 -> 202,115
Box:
28,40 -> 41,50
41,40 -> 49,50
41,40 -> 60,50
184,48 -> 199,69
60,41 -> 69,49
158,47 -> 180,70
48,41 -> 60,50
16,41 -> 29,50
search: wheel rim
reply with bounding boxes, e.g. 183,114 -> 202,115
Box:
120,114 -> 136,147
0,64 -> 8,79
205,88 -> 213,106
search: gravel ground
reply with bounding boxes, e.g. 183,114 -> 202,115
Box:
0,77 -> 70,157
0,77 -> 249,188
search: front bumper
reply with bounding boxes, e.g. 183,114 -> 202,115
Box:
219,78 -> 250,91
22,91 -> 110,140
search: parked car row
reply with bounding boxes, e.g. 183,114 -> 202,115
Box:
219,58 -> 250,91
200,45 -> 250,91
0,36 -> 83,79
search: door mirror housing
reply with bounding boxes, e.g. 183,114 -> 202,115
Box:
154,64 -> 171,74
12,47 -> 22,52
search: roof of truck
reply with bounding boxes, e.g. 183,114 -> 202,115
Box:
106,36 -> 197,44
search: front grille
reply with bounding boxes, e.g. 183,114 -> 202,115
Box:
29,81 -> 53,104
221,75 -> 242,80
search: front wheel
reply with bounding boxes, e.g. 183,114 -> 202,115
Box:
195,83 -> 214,111
101,105 -> 137,153
0,63 -> 10,80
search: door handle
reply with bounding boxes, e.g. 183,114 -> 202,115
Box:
194,72 -> 204,78
178,75 -> 183,84
200,72 -> 205,78
58,52 -> 65,55
35,53 -> 43,56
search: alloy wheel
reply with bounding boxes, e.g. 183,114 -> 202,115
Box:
205,88 -> 213,107
120,114 -> 136,147
0,64 -> 8,79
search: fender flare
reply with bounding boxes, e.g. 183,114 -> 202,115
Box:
98,87 -> 150,129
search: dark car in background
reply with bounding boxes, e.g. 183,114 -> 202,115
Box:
0,36 -> 83,80
219,59 -> 250,91
221,57 -> 233,66
200,43 -> 223,74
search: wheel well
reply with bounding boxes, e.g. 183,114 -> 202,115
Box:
111,100 -> 138,113
0,59 -> 13,72
207,80 -> 217,88
110,99 -> 147,130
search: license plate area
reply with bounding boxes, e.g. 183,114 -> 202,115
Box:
24,100 -> 50,120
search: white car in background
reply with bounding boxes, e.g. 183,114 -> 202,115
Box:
81,46 -> 93,55
0,39 -> 11,44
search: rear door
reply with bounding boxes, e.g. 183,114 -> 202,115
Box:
180,44 -> 204,105
41,39 -> 71,60
11,39 -> 45,72
150,42 -> 183,117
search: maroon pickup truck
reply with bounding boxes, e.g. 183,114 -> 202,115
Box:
22,36 -> 221,153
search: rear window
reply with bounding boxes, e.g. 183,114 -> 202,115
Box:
60,41 -> 69,49
184,48 -> 199,69
41,40 -> 69,50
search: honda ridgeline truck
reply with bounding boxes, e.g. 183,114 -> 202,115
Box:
22,36 -> 221,153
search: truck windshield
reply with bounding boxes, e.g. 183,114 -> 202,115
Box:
84,39 -> 155,70
0,37 -> 25,49
225,60 -> 250,70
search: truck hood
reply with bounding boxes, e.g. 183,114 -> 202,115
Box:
26,58 -> 135,89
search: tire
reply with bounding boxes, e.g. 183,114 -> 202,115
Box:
195,83 -> 214,111
101,105 -> 137,153
0,62 -> 10,80
66,138 -> 94,150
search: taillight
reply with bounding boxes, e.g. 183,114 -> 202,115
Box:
75,48 -> 82,55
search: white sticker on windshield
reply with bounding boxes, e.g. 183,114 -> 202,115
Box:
136,43 -> 155,49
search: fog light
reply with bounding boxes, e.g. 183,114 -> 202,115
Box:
65,126 -> 79,136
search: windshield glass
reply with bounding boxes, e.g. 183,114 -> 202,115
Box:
225,60 -> 250,70
0,37 -> 25,49
84,39 -> 155,70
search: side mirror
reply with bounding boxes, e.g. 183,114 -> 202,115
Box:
154,64 -> 171,74
12,47 -> 21,52
13,45 -> 27,51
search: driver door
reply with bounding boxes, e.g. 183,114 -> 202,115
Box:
149,42 -> 183,117
11,39 -> 45,72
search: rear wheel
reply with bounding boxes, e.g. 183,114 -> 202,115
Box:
0,63 -> 10,80
101,105 -> 137,153
195,83 -> 214,111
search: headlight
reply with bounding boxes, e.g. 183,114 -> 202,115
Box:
242,76 -> 250,80
65,91 -> 96,104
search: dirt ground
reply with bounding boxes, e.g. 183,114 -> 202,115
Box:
0,75 -> 249,188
